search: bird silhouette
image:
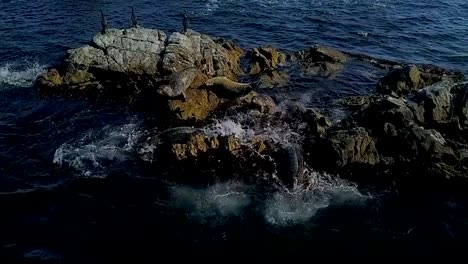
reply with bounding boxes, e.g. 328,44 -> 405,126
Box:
183,12 -> 189,33
100,10 -> 108,34
131,7 -> 139,28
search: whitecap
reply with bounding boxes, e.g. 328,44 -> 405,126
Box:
169,181 -> 251,221
53,120 -> 142,178
264,170 -> 370,226
0,61 -> 47,87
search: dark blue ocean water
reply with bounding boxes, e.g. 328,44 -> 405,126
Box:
1,0 -> 468,261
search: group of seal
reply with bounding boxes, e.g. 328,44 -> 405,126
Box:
99,8 -> 189,34
157,66 -> 255,101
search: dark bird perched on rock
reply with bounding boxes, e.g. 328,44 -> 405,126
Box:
182,13 -> 189,33
131,7 -> 138,28
100,10 -> 108,34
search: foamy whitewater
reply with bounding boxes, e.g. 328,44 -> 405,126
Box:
53,119 -> 142,178
1,0 -> 467,260
169,173 -> 369,227
0,61 -> 46,87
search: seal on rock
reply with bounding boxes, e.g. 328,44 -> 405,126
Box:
204,77 -> 254,99
157,67 -> 200,99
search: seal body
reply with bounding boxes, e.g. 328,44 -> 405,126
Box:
157,67 -> 200,98
204,77 -> 253,98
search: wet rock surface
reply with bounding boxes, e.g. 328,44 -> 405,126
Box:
294,44 -> 349,77
37,26 -> 468,190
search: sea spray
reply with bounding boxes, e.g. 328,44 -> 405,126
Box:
53,120 -> 142,178
265,170 -> 370,226
169,181 -> 251,222
167,170 -> 369,227
0,61 -> 47,87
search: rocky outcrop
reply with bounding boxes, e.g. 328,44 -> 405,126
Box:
400,125 -> 456,161
37,25 -> 468,189
376,64 -> 466,97
250,93 -> 277,114
248,46 -> 286,75
355,96 -> 418,132
164,73 -> 223,121
35,69 -> 63,90
36,27 -> 249,122
377,65 -> 423,96
309,127 -> 379,170
331,77 -> 468,182
247,46 -> 288,88
138,127 -> 280,185
409,78 -> 454,125
162,30 -> 243,79
295,44 -> 349,77
70,28 -> 167,75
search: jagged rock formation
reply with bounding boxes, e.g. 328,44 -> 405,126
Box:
36,25 -> 468,189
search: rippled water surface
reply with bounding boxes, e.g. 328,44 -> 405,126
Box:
1,0 -> 467,261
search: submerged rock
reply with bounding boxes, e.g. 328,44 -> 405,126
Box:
257,70 -> 289,89
248,45 -> 286,75
251,93 -> 277,114
36,69 -> 63,90
247,46 -> 289,88
295,44 -> 349,77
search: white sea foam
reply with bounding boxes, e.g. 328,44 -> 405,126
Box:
169,181 -> 251,221
205,119 -> 254,139
169,170 -> 369,226
264,171 -> 369,226
0,61 -> 47,87
205,117 -> 301,146
53,120 -> 142,178
206,0 -> 220,12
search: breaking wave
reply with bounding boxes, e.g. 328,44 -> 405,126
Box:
168,170 -> 370,227
265,171 -> 369,226
205,117 -> 301,145
0,61 -> 46,87
53,120 -> 142,178
168,181 -> 251,223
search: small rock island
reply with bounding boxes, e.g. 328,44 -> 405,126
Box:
36,25 -> 468,190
